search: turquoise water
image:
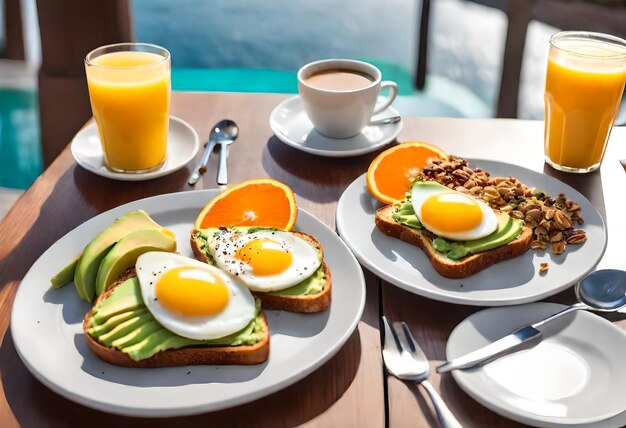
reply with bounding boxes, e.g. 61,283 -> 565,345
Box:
0,88 -> 41,189
131,0 -> 415,72
131,0 -> 490,116
132,0 -> 418,95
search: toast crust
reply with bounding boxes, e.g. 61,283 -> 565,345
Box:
190,230 -> 331,313
375,204 -> 533,279
83,269 -> 270,368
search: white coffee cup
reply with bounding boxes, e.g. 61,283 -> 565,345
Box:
297,59 -> 399,139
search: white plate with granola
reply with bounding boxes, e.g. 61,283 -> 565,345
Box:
336,159 -> 607,306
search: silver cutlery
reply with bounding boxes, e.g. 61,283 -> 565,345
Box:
369,115 -> 401,126
437,269 -> 626,374
188,119 -> 238,185
215,119 -> 239,186
382,316 -> 462,428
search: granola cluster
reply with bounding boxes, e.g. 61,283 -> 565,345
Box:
421,156 -> 587,255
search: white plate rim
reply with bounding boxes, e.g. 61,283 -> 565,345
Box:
447,302 -> 626,426
269,95 -> 403,157
70,116 -> 200,181
10,189 -> 366,417
336,159 -> 607,306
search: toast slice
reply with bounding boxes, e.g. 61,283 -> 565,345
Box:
375,204 -> 533,279
190,229 -> 331,313
83,269 -> 270,368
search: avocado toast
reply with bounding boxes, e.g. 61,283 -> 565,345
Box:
190,227 -> 331,313
376,180 -> 533,278
84,268 -> 270,368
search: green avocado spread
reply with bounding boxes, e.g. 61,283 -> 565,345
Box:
86,277 -> 265,361
193,227 -> 326,296
391,198 -> 523,261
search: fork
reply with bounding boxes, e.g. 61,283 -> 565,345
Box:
382,316 -> 462,428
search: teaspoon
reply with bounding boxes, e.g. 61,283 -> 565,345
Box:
215,119 -> 239,186
188,119 -> 237,185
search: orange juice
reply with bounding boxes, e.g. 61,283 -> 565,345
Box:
85,44 -> 170,172
544,32 -> 626,173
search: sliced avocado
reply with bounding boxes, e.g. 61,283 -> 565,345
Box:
463,212 -> 518,252
73,210 -> 172,302
95,229 -> 177,295
50,255 -> 80,289
411,179 -> 444,191
90,277 -> 145,325
87,308 -> 148,336
123,330 -> 175,361
432,212 -> 523,260
86,277 -> 265,361
110,319 -> 162,349
99,315 -> 151,346
392,199 -> 423,230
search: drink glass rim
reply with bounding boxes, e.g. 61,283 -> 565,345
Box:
85,42 -> 171,69
549,31 -> 626,60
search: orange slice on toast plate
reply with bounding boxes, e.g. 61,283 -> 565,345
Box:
194,178 -> 297,231
366,141 -> 448,204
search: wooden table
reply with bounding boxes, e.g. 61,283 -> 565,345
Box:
1,92 -> 625,427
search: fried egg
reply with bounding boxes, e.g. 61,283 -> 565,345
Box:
206,230 -> 321,292
136,252 -> 256,340
411,181 -> 497,241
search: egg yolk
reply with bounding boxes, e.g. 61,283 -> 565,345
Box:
235,238 -> 292,276
421,192 -> 483,232
155,266 -> 230,316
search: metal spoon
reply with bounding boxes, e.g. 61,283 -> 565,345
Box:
437,269 -> 626,373
528,268 -> 626,329
188,119 -> 237,185
214,119 -> 239,185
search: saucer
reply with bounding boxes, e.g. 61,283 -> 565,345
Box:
447,303 -> 626,426
269,96 -> 403,157
71,116 -> 200,181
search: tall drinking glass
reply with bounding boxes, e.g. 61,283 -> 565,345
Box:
544,31 -> 626,173
85,43 -> 171,173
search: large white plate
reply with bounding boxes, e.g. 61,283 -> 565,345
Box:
447,303 -> 626,426
71,116 -> 200,181
269,95 -> 403,157
10,190 -> 365,417
336,159 -> 607,306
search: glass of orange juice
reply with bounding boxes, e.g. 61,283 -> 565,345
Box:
85,43 -> 171,173
544,31 -> 626,173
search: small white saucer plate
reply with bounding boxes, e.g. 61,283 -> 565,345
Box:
447,303 -> 626,427
71,116 -> 200,181
269,95 -> 403,157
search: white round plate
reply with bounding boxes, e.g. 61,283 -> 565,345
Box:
447,303 -> 626,426
269,95 -> 403,157
336,159 -> 607,306
10,190 -> 365,417
71,116 -> 200,181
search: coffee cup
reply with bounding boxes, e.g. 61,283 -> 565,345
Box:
297,59 -> 398,139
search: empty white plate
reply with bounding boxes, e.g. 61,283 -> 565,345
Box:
71,116 -> 200,181
447,303 -> 626,426
269,95 -> 403,157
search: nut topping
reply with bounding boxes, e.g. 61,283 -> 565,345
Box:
420,155 -> 587,255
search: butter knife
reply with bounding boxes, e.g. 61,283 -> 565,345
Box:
436,325 -> 542,373
188,138 -> 217,185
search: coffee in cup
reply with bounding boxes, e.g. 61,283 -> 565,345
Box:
297,59 -> 398,139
